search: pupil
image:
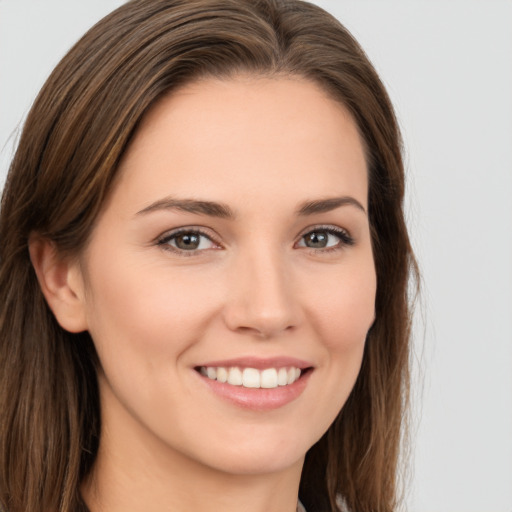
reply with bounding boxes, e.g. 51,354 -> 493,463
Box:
176,233 -> 200,250
306,231 -> 327,248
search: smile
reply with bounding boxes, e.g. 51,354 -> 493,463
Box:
194,357 -> 313,410
198,366 -> 302,389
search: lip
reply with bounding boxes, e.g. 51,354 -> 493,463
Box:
194,356 -> 314,411
196,356 -> 312,370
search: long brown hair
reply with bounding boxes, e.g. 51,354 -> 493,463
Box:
0,1 -> 417,511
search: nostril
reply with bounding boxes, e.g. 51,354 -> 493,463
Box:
235,323 -> 296,339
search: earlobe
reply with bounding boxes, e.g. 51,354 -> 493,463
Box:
28,236 -> 88,333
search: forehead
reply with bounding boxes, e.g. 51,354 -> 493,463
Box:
115,75 -> 368,213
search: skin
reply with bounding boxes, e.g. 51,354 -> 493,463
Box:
33,75 -> 376,512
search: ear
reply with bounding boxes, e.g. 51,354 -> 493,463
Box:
28,236 -> 88,333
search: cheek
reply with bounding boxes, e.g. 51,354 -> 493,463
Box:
297,260 -> 376,439
82,258 -> 221,364
308,260 -> 376,353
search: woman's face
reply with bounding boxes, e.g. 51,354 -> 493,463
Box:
75,76 -> 376,476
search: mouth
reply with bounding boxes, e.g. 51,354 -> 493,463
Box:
193,358 -> 313,410
195,365 -> 311,389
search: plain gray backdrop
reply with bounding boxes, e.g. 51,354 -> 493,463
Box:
1,1 -> 511,511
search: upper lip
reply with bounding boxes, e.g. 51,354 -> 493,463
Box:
196,356 -> 313,370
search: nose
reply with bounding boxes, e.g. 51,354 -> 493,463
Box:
222,247 -> 302,338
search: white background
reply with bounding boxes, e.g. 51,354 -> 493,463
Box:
1,1 -> 511,511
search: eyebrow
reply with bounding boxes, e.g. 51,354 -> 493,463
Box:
136,195 -> 366,219
136,197 -> 235,219
297,196 -> 366,216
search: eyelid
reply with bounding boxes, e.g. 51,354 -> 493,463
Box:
156,226 -> 223,254
295,224 -> 355,249
154,224 -> 354,256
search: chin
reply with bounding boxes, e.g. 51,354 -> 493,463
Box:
184,425 -> 317,476
204,448 -> 305,476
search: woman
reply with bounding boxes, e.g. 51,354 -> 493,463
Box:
0,1 -> 417,511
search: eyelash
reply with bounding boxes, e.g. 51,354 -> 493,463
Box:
297,225 -> 355,253
156,225 -> 354,256
157,227 -> 220,256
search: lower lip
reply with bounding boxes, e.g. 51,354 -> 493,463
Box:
197,370 -> 312,411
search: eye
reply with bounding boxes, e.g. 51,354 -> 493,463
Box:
157,229 -> 219,254
296,227 -> 354,250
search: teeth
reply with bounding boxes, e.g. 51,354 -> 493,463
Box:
242,368 -> 260,388
199,366 -> 303,388
277,367 -> 288,386
261,368 -> 278,389
216,367 -> 228,383
227,367 -> 242,386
